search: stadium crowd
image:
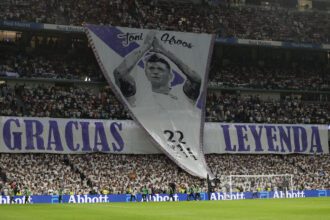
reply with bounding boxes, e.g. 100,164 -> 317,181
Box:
0,54 -> 103,81
0,0 -> 329,202
0,0 -> 329,43
0,53 -> 329,91
205,92 -> 329,124
0,84 -> 130,119
0,153 -> 329,195
0,83 -> 328,123
209,64 -> 330,91
208,154 -> 330,192
0,154 -> 90,195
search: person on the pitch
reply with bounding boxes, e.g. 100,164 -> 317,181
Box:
187,185 -> 195,201
128,186 -> 137,202
149,185 -> 156,202
141,186 -> 148,202
168,186 -> 175,202
58,187 -> 63,203
194,185 -> 201,201
9,188 -> 15,204
24,186 -> 31,204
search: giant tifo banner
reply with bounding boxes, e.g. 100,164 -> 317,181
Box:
1,190 -> 329,204
0,117 -> 328,155
85,25 -> 215,178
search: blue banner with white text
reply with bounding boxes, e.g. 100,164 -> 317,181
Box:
1,190 -> 329,204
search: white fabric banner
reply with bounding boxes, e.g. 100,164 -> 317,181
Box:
85,25 -> 215,178
0,117 -> 328,155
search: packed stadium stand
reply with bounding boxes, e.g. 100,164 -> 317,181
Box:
209,64 -> 329,91
0,0 -> 329,43
0,154 -> 329,195
0,83 -> 328,123
0,0 -> 329,198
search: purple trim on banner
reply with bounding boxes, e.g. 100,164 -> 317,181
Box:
171,70 -> 185,87
138,60 -> 144,68
196,91 -> 204,109
86,24 -> 139,57
87,24 -> 184,88
199,34 -> 216,179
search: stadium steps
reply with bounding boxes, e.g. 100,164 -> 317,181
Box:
65,155 -> 94,189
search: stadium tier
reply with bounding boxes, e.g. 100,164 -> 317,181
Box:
1,53 -> 329,90
0,0 -> 329,43
0,0 -> 329,208
0,83 -> 328,123
0,154 -> 329,195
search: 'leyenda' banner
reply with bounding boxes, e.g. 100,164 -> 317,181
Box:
0,117 -> 328,155
85,25 -> 215,178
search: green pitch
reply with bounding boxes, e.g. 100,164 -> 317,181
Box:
0,197 -> 329,220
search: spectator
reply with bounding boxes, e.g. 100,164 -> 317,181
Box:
0,153 -> 328,195
0,0 -> 329,43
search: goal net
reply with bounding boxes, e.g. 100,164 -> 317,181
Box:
224,174 -> 294,195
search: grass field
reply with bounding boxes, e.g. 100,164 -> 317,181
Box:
0,197 -> 329,220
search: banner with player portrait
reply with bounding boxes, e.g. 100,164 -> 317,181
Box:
85,25 -> 215,178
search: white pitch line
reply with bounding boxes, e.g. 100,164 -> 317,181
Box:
105,204 -> 135,209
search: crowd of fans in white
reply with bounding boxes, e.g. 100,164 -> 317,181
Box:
205,92 -> 329,124
0,0 -> 329,44
0,83 -> 329,123
0,154 -> 89,195
208,154 -> 330,192
209,64 -> 329,91
0,54 -> 102,81
0,0 -> 329,198
0,84 -> 130,120
1,53 -> 329,91
0,153 -> 329,195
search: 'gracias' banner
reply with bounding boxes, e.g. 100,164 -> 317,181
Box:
85,25 -> 215,178
0,117 -> 328,155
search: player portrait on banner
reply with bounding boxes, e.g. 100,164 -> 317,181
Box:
85,25 -> 214,178
113,32 -> 202,110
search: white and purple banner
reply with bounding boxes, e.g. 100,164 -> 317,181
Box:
85,25 -> 215,178
0,117 -> 328,155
